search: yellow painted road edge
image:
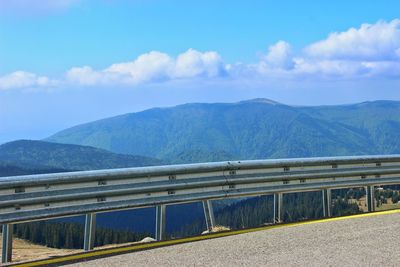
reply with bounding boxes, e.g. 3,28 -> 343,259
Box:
10,209 -> 400,267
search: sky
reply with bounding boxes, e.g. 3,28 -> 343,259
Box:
1,0 -> 400,144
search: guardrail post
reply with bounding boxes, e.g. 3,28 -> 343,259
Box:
322,189 -> 332,217
84,213 -> 96,251
365,186 -> 375,212
273,193 -> 283,223
2,224 -> 13,264
155,205 -> 166,241
203,200 -> 215,231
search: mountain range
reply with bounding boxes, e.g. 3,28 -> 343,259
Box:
0,140 -> 162,177
46,99 -> 400,163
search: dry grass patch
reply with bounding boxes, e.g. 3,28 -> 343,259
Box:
0,234 -> 78,263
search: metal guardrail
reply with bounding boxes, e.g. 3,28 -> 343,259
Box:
1,154 -> 400,263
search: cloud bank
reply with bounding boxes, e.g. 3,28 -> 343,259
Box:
305,19 -> 400,61
0,71 -> 56,90
296,19 -> 400,77
66,49 -> 226,86
1,19 -> 400,90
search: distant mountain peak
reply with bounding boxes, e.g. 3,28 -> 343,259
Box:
238,98 -> 282,105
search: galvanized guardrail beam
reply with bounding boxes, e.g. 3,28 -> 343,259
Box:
0,155 -> 399,263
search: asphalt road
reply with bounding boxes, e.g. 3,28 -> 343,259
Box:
70,212 -> 400,267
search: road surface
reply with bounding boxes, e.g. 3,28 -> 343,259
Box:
69,211 -> 400,267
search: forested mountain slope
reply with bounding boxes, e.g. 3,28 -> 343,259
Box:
0,139 -> 163,177
47,99 -> 400,163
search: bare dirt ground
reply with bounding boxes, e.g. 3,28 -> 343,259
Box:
0,235 -> 78,263
69,212 -> 400,267
0,236 -> 160,263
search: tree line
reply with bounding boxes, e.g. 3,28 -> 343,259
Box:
4,221 -> 150,249
172,190 -> 362,238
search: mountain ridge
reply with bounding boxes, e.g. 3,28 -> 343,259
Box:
46,99 -> 400,163
0,140 -> 163,177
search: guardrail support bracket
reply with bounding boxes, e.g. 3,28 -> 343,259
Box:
155,205 -> 166,241
273,193 -> 283,223
84,213 -> 96,251
322,189 -> 332,217
2,224 -> 13,264
203,200 -> 215,231
365,186 -> 375,212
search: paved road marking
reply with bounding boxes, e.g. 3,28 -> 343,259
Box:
9,209 -> 400,267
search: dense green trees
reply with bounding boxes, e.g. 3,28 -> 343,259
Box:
0,161 -> 68,177
0,140 -> 162,177
173,192 -> 361,238
12,221 -> 149,249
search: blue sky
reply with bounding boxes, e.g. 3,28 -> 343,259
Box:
1,0 -> 400,144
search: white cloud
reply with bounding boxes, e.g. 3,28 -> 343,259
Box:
253,19 -> 400,78
106,51 -> 173,84
172,49 -> 226,78
262,41 -> 294,69
361,61 -> 400,77
305,19 -> 400,61
293,59 -> 370,77
0,71 -> 55,90
66,66 -> 101,86
67,49 -> 227,86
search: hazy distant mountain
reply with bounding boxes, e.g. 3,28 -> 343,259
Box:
46,99 -> 400,162
0,161 -> 69,177
0,140 -> 163,177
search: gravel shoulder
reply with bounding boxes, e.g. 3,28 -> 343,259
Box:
71,212 -> 400,267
